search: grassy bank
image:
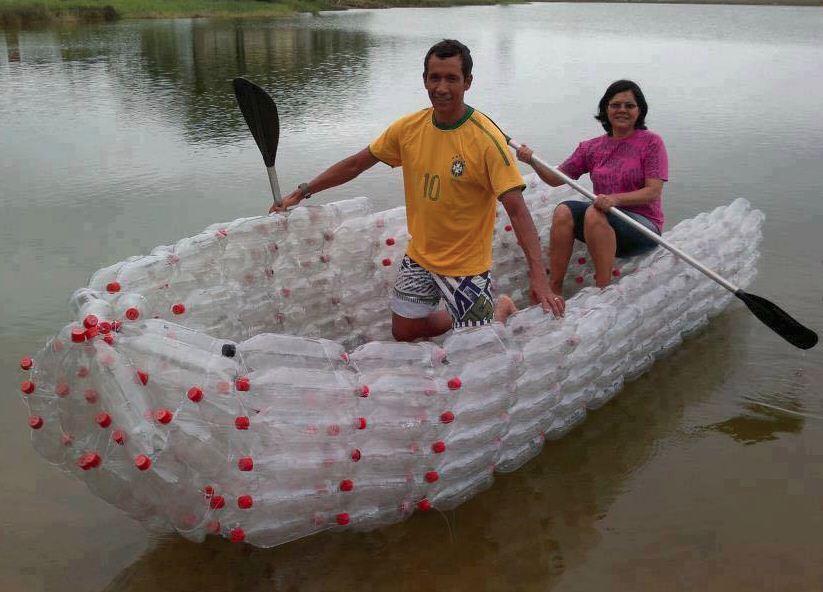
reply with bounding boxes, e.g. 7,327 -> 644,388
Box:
0,0 -> 514,28
1,0 -> 819,28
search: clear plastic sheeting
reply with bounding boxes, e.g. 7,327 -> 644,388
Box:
17,176 -> 764,546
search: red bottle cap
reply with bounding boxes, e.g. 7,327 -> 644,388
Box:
447,377 -> 462,390
103,334 -> 115,345
417,499 -> 432,512
71,328 -> 86,343
230,527 -> 245,543
125,307 -> 140,321
20,357 -> 33,371
134,454 -> 152,471
136,370 -> 148,385
237,495 -> 253,509
106,282 -> 121,293
112,430 -> 126,445
84,389 -> 98,404
78,452 -> 102,470
95,412 -> 112,428
505,224 -> 513,232
432,441 -> 446,454
209,495 -> 225,510
85,326 -> 99,340
83,315 -> 99,329
440,411 -> 454,424
578,257 -> 587,265
425,471 -> 439,483
20,380 -> 35,395
359,385 -> 370,398
238,456 -> 254,471
235,377 -> 250,392
612,268 -> 621,277
28,415 -> 44,429
98,321 -> 112,334
154,408 -> 173,424
350,449 -> 362,462
385,237 -> 396,246
235,416 -> 250,430
171,303 -> 185,315
381,258 -> 391,267
355,417 -> 367,430
187,386 -> 204,402
339,479 -> 354,492
203,485 -> 215,497
55,383 -> 70,397
336,513 -> 350,526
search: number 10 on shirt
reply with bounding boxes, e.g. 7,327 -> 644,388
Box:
423,173 -> 441,201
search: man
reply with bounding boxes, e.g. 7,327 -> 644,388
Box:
273,39 -> 564,342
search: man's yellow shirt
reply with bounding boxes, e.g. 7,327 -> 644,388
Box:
369,106 -> 525,277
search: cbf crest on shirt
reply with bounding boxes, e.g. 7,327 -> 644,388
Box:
369,106 -> 525,277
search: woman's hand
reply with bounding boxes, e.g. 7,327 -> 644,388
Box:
593,194 -> 618,213
516,144 -> 534,165
269,189 -> 303,214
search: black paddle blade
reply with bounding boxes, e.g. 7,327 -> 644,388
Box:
736,290 -> 818,350
233,77 -> 279,168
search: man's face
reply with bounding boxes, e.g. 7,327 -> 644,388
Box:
424,55 -> 472,115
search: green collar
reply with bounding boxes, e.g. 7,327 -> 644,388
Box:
432,105 -> 474,130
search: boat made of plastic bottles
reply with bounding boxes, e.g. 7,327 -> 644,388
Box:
16,175 -> 764,546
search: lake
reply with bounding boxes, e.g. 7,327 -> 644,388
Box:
1,3 -> 822,590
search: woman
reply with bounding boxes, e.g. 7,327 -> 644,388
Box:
517,80 -> 668,301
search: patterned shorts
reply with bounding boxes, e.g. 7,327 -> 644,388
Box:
390,255 -> 495,329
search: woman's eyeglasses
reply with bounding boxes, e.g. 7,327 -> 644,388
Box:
608,102 -> 638,110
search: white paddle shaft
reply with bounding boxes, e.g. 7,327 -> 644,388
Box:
267,165 -> 282,206
508,138 -> 739,294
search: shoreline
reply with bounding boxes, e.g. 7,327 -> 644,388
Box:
1,0 -> 820,29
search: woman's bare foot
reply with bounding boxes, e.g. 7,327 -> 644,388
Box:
494,294 -> 518,324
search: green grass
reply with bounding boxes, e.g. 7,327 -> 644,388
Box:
0,0 -> 328,27
0,0 -> 519,27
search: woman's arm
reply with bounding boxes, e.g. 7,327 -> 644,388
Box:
515,144 -> 565,187
594,178 -> 663,212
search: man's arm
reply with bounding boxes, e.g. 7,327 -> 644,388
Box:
270,147 -> 379,213
500,189 -> 564,317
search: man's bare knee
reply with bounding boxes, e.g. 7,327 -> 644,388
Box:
392,315 -> 424,342
392,326 -> 417,342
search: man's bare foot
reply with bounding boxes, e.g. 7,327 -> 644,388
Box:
494,294 -> 518,324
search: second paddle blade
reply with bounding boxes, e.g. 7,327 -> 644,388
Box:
233,77 -> 279,168
736,290 -> 818,350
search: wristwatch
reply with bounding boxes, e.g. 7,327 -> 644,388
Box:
298,182 -> 312,200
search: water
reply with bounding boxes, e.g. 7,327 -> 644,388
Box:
1,4 -> 822,590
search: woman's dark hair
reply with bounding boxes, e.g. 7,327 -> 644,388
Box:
423,39 -> 473,80
595,79 -> 648,135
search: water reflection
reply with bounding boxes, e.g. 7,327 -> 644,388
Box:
1,19 -> 373,146
130,21 -> 372,144
102,320 -> 738,591
706,402 -> 805,445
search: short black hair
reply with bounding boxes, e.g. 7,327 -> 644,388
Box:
595,79 -> 648,136
423,39 -> 473,80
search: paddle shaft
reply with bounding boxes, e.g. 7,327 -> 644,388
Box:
508,138 -> 740,294
267,166 -> 282,206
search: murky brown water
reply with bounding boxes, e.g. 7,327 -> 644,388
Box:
1,4 -> 822,590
